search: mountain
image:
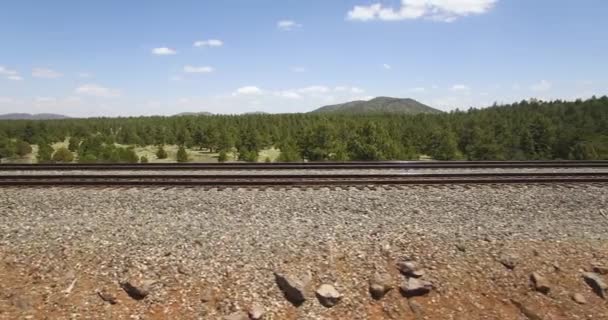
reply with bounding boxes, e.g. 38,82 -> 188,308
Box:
174,112 -> 213,116
310,97 -> 442,114
0,113 -> 69,120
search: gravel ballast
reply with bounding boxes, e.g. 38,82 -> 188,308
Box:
1,184 -> 607,319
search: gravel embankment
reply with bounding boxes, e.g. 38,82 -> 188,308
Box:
1,184 -> 607,319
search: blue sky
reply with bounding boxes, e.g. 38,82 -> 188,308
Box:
1,0 -> 607,117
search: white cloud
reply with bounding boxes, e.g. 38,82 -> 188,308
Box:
233,86 -> 263,96
291,66 -> 307,73
152,47 -> 177,55
275,90 -> 302,99
409,87 -> 426,92
1,66 -> 23,81
383,63 -> 392,70
347,0 -> 497,22
75,84 -> 121,97
530,80 -> 552,92
183,65 -> 214,73
0,66 -> 18,76
35,97 -> 57,103
451,84 -> 470,91
193,39 -> 223,47
297,86 -> 330,94
32,68 -> 63,79
78,72 -> 92,78
277,20 -> 302,31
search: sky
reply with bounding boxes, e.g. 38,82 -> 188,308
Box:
1,0 -> 607,117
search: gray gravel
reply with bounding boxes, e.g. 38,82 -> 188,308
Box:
1,184 -> 607,319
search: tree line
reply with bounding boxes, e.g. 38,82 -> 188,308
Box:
1,96 -> 607,162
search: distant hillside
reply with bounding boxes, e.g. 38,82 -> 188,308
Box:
311,97 -> 442,114
0,113 -> 69,120
244,111 -> 269,115
174,112 -> 213,116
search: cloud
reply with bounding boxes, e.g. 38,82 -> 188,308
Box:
530,80 -> 552,92
275,91 -> 302,99
183,65 -> 214,73
291,66 -> 307,73
231,85 -> 365,99
78,72 -> 92,78
193,39 -> 223,47
152,47 -> 177,55
383,63 -> 392,70
0,66 -> 18,76
347,0 -> 497,22
32,68 -> 63,78
1,66 -> 22,80
233,86 -> 263,96
451,84 -> 470,91
75,84 -> 121,97
35,97 -> 57,103
297,86 -> 330,94
277,20 -> 302,31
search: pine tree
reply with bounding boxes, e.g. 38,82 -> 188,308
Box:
176,146 -> 189,162
156,145 -> 168,159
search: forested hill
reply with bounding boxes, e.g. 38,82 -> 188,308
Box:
0,113 -> 69,120
311,97 -> 442,114
1,97 -> 607,162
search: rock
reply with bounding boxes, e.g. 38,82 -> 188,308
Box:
274,271 -> 311,306
498,253 -> 518,270
571,293 -> 587,304
592,265 -> 608,275
96,290 -> 118,304
582,272 -> 607,299
408,299 -> 424,320
530,272 -> 551,295
400,278 -> 433,298
224,311 -> 249,320
200,288 -> 214,303
456,244 -> 466,252
249,303 -> 265,320
315,284 -> 342,308
511,299 -> 543,320
119,279 -> 156,300
369,272 -> 393,300
396,259 -> 424,278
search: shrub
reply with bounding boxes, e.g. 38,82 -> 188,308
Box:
15,140 -> 32,157
37,143 -> 54,163
140,156 -> 149,163
217,150 -> 228,163
156,145 -> 168,159
176,146 -> 189,162
68,137 -> 80,152
52,147 -> 74,162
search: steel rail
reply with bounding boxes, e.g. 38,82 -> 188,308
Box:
1,161 -> 608,170
1,172 -> 608,186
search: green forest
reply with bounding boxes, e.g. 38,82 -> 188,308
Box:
1,97 -> 607,163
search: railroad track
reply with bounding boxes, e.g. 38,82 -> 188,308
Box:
1,160 -> 608,170
1,172 -> 608,187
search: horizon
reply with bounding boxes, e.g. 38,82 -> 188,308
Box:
1,0 -> 607,117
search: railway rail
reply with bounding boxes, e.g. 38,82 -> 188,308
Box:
1,172 -> 608,187
1,160 -> 608,171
